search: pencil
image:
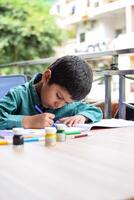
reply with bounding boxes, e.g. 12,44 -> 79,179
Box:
65,131 -> 81,135
72,133 -> 89,139
0,140 -> 11,145
24,137 -> 44,143
35,105 -> 43,114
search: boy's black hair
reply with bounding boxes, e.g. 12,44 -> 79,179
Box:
48,55 -> 93,101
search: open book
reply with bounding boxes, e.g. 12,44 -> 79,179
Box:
65,118 -> 134,133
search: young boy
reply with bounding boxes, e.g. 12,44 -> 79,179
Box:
0,55 -> 102,129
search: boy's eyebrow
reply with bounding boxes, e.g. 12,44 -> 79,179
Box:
62,96 -> 69,104
63,96 -> 73,104
59,92 -> 71,104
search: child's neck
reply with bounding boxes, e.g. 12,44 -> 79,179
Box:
35,81 -> 42,97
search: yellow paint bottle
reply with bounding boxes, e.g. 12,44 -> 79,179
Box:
45,127 -> 57,147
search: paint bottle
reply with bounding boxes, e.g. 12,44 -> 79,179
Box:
45,127 -> 57,147
56,124 -> 66,142
13,128 -> 24,145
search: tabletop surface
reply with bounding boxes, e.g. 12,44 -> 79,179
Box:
0,126 -> 134,200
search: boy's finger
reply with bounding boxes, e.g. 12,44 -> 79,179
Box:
44,118 -> 54,127
59,117 -> 69,122
72,119 -> 81,127
44,113 -> 55,119
47,118 -> 54,125
67,119 -> 76,127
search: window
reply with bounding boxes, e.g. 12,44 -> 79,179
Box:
87,0 -> 90,7
56,5 -> 60,13
71,5 -> 75,15
80,32 -> 85,43
115,29 -> 123,38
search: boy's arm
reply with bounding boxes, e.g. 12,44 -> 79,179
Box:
0,91 -> 24,129
74,102 -> 103,123
0,89 -> 55,129
55,101 -> 103,123
0,94 -> 55,130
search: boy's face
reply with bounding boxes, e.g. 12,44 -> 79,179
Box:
40,70 -> 73,109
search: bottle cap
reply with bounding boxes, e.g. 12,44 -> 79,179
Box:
56,124 -> 66,130
45,127 -> 57,134
13,128 -> 24,135
13,134 -> 24,145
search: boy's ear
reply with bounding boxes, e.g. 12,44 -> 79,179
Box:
42,69 -> 52,84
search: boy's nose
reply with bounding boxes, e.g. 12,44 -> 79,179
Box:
54,101 -> 65,109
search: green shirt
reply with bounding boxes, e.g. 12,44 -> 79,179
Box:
0,74 -> 102,129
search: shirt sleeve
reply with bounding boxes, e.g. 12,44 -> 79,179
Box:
0,89 -> 24,129
74,102 -> 103,122
54,101 -> 103,123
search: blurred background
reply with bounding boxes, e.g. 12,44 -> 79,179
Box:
0,0 -> 134,103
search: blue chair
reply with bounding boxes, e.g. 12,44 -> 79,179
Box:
0,75 -> 27,99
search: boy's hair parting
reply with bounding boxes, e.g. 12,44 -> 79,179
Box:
48,55 -> 93,101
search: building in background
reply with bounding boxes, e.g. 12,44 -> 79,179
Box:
51,0 -> 134,69
51,0 -> 134,103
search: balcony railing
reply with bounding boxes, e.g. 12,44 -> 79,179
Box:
0,47 -> 134,120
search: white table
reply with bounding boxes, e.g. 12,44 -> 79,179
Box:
0,126 -> 134,200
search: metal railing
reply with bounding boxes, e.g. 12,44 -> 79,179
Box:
0,47 -> 134,119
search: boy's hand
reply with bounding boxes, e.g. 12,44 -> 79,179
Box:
22,113 -> 55,129
59,115 -> 87,127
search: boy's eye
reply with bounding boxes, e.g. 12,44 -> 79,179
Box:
56,93 -> 62,100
